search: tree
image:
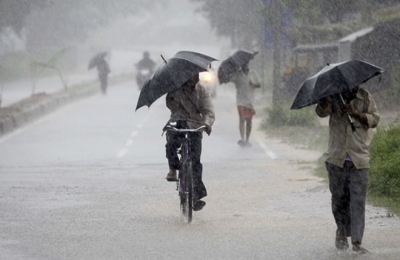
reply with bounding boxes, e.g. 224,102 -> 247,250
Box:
192,0 -> 387,105
270,1 -> 282,107
30,48 -> 70,94
0,0 -> 48,36
193,0 -> 383,48
0,0 -> 163,57
191,0 -> 264,50
24,0 -> 161,56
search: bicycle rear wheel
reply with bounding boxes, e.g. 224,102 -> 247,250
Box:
180,161 -> 193,223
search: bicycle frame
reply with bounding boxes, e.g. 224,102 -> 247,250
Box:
177,135 -> 190,194
164,124 -> 206,223
163,124 -> 206,166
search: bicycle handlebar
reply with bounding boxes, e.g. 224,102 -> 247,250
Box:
166,125 -> 206,132
162,125 -> 206,135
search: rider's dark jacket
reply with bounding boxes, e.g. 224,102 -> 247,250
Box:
166,82 -> 215,131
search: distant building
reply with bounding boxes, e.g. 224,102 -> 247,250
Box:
338,18 -> 400,93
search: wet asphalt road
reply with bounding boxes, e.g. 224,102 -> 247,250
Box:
0,81 -> 399,260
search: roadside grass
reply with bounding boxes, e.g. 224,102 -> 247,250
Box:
368,122 -> 400,215
259,104 -> 328,152
63,73 -> 133,95
260,121 -> 328,151
260,105 -> 400,216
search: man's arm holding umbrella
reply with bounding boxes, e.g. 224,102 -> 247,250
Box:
249,69 -> 261,89
316,95 -> 366,123
199,87 -> 215,135
316,97 -> 333,117
166,90 -> 180,112
344,104 -> 369,127
316,90 -> 379,129
316,95 -> 358,132
346,89 -> 380,129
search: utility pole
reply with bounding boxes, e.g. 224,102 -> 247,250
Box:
272,1 -> 282,107
360,0 -> 373,26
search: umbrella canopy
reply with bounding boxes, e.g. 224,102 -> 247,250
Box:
218,50 -> 257,84
88,51 -> 108,70
290,60 -> 384,110
135,51 -> 217,110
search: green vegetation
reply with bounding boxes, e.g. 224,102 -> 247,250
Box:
261,106 -> 400,215
259,104 -> 328,151
369,123 -> 400,203
261,104 -> 318,128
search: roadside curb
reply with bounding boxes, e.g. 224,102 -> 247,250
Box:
0,84 -> 99,137
0,73 -> 133,138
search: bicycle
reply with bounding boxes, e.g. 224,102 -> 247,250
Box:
163,122 -> 206,223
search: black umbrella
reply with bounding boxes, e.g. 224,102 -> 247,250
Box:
88,51 -> 108,70
135,51 -> 217,110
290,60 -> 383,109
290,60 -> 384,131
218,50 -> 257,84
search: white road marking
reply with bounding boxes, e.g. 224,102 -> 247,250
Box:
268,152 -> 276,159
116,120 -> 145,158
258,141 -> 277,159
116,148 -> 128,158
250,119 -> 277,160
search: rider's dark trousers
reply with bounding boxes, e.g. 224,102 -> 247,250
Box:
166,131 -> 207,200
326,161 -> 369,245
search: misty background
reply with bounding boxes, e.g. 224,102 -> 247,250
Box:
1,0 -> 400,110
0,0 -> 230,79
1,0 -> 399,99
0,1 -> 400,258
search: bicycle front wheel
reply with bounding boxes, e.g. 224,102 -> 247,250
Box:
180,161 -> 193,223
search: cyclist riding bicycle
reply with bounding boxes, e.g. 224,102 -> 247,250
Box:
164,74 -> 215,211
136,51 -> 156,74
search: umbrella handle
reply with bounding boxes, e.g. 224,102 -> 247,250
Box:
339,93 -> 356,132
351,123 -> 356,132
161,55 -> 167,64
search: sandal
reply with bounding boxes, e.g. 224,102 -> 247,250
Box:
166,170 -> 178,182
193,200 -> 206,211
335,231 -> 349,250
335,238 -> 349,250
352,244 -> 369,254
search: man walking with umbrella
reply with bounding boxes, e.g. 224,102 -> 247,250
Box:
220,50 -> 260,147
96,56 -> 110,95
316,86 -> 380,254
291,60 -> 383,254
88,51 -> 111,95
233,62 -> 260,147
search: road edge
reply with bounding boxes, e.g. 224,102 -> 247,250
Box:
0,74 -> 137,138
